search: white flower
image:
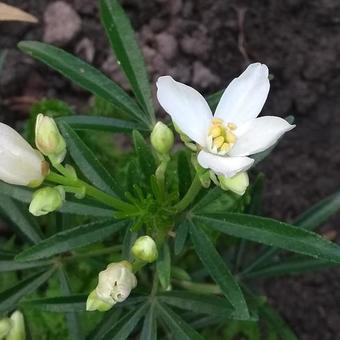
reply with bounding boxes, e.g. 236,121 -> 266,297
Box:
0,123 -> 48,187
86,261 -> 137,312
156,63 -> 295,178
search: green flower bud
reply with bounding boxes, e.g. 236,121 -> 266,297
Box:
86,289 -> 112,312
219,172 -> 249,196
29,186 -> 65,216
6,311 -> 25,340
0,318 -> 11,339
35,114 -> 66,164
150,122 -> 174,154
131,236 -> 158,263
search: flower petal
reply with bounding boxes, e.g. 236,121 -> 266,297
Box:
197,150 -> 254,178
214,63 -> 270,125
229,116 -> 295,157
156,76 -> 212,146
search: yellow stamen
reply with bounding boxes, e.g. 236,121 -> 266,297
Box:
211,118 -> 223,124
213,136 -> 225,148
226,131 -> 236,143
210,126 -> 222,138
220,143 -> 230,152
227,123 -> 237,130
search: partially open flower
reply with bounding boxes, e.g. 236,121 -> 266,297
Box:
157,63 -> 295,180
150,122 -> 174,155
6,311 -> 25,340
86,261 -> 137,312
29,187 -> 65,216
35,114 -> 66,164
0,123 -> 48,187
219,172 -> 249,196
132,236 -> 158,263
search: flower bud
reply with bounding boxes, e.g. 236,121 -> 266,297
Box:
35,114 -> 66,164
6,311 -> 25,340
0,123 -> 48,187
86,261 -> 137,312
0,318 -> 11,339
219,172 -> 249,196
150,122 -> 174,154
29,187 -> 64,216
132,236 -> 158,263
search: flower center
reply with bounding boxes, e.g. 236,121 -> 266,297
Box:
208,118 -> 237,154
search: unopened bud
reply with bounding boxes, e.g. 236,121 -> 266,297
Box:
150,122 -> 174,154
29,186 -> 64,216
132,236 -> 158,263
0,318 -> 11,339
86,261 -> 137,312
6,311 -> 25,340
35,114 -> 66,164
219,172 -> 249,196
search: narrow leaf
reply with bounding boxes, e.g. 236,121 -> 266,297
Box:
59,121 -> 124,197
0,259 -> 52,272
100,0 -> 155,125
193,214 -> 340,263
140,304 -> 157,340
157,301 -> 204,340
156,243 -> 171,289
189,221 -> 249,319
23,295 -> 87,312
158,291 -> 233,316
174,221 -> 189,255
18,41 -> 148,127
0,194 -> 43,244
16,219 -> 126,262
0,269 -> 54,313
57,115 -> 147,133
177,151 -> 192,199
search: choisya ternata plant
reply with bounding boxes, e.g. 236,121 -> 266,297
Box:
1,1 -> 340,339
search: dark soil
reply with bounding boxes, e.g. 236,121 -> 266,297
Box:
1,1 -> 340,339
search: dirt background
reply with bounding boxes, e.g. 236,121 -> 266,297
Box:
1,0 -> 340,339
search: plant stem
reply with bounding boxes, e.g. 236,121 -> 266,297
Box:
173,174 -> 202,213
172,279 -> 221,295
46,171 -> 134,212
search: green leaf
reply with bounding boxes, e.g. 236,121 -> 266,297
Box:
0,194 -> 43,244
18,41 -> 148,128
59,121 -> 124,197
158,291 -> 233,316
140,304 -> 157,340
58,268 -> 84,340
0,269 -> 54,313
16,219 -> 126,262
174,221 -> 189,255
100,303 -> 149,340
260,304 -> 298,340
156,243 -> 171,289
193,214 -> 340,263
177,151 -> 192,199
189,221 -> 249,319
132,130 -> 156,182
0,259 -> 52,272
156,301 -> 204,340
100,0 -> 155,126
0,182 -> 32,203
23,295 -> 87,312
206,89 -> 223,111
57,115 -> 147,133
243,257 -> 337,280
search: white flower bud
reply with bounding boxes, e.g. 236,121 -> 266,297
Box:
131,236 -> 158,263
219,172 -> 249,196
0,123 -> 48,187
35,114 -> 66,164
6,311 -> 25,340
0,318 -> 11,339
150,122 -> 174,154
86,261 -> 137,312
29,187 -> 64,216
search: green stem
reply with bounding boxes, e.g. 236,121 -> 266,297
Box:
173,174 -> 202,213
172,279 -> 221,295
46,171 -> 134,212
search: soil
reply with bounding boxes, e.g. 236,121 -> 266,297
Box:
1,0 -> 340,339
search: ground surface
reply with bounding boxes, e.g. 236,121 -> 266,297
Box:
1,0 -> 340,338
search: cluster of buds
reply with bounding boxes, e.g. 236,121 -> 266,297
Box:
0,310 -> 25,340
